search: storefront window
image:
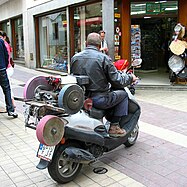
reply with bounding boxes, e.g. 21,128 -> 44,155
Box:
0,21 -> 11,42
1,21 -> 8,34
74,2 -> 102,53
39,10 -> 68,72
14,17 -> 24,59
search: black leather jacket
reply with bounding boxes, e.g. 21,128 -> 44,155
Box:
0,38 -> 9,70
70,45 -> 133,94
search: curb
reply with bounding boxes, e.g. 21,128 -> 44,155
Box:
136,84 -> 187,91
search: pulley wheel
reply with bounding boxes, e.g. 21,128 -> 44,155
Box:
58,84 -> 84,114
23,76 -> 53,100
36,115 -> 65,146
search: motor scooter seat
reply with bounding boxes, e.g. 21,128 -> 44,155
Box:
89,107 -> 106,119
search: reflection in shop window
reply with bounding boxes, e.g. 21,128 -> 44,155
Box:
39,11 -> 68,72
15,18 -> 24,59
1,21 -> 9,35
52,23 -> 59,40
74,2 -> 102,54
1,21 -> 11,46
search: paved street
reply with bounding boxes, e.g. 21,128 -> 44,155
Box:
0,65 -> 187,187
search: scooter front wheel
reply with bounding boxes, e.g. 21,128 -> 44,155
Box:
48,142 -> 82,184
124,124 -> 139,147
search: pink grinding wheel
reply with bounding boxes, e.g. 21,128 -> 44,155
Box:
23,75 -> 53,100
36,115 -> 65,146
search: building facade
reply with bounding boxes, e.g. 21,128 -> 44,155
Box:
0,0 -> 186,74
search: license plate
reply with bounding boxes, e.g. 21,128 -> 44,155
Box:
37,143 -> 55,161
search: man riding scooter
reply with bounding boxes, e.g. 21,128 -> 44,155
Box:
71,32 -> 138,137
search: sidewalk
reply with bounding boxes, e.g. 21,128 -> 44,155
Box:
0,65 -> 187,186
0,108 -> 144,187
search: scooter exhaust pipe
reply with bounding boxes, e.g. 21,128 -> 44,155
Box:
63,147 -> 96,164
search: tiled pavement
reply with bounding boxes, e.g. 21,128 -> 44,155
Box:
0,65 -> 187,186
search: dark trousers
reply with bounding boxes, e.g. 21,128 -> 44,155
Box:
0,69 -> 14,112
92,90 -> 128,123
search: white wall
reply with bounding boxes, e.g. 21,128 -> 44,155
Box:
0,0 -> 24,21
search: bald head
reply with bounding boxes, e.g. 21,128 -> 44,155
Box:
87,32 -> 101,47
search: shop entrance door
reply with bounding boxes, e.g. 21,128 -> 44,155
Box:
131,17 -> 177,72
131,1 -> 178,73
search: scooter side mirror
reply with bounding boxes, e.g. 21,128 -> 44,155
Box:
131,59 -> 142,67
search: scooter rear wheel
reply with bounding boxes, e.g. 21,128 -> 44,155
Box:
124,124 -> 139,147
48,142 -> 82,184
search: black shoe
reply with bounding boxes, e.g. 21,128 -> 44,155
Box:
8,111 -> 18,118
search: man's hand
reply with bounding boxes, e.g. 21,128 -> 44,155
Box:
130,73 -> 139,83
100,47 -> 108,53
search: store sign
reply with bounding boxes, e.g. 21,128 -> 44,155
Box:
146,3 -> 161,14
114,13 -> 120,18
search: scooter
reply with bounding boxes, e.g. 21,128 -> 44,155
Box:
168,23 -> 187,83
23,74 -> 141,184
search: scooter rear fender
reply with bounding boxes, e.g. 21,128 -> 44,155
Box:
65,126 -> 105,146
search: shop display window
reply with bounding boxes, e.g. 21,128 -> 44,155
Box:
131,25 -> 141,60
73,2 -> 102,53
0,21 -> 11,47
39,11 -> 68,72
1,21 -> 9,35
14,17 -> 24,59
